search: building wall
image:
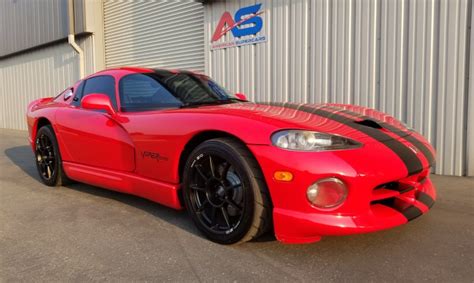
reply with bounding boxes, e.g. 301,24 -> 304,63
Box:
103,0 -> 205,72
0,0 -> 85,57
468,2 -> 474,176
205,0 -> 473,176
0,0 -> 472,176
0,36 -> 95,130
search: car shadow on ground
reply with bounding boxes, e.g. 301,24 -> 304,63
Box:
4,145 -> 43,183
4,145 -> 277,242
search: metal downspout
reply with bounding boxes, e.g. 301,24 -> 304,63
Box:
68,0 -> 85,78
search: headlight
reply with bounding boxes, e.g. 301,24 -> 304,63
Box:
271,130 -> 361,151
307,178 -> 347,209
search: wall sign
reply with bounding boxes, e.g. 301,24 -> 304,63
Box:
211,3 -> 266,50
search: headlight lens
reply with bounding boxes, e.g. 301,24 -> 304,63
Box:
307,178 -> 347,209
271,130 -> 361,151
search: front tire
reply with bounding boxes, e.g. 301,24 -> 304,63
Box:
35,125 -> 71,187
182,138 -> 271,244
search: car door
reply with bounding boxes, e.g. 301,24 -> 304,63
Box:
55,75 -> 135,172
116,73 -> 183,180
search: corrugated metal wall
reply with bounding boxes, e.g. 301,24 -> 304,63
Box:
469,5 -> 474,176
0,36 -> 95,130
0,0 -> 85,57
103,0 -> 205,72
205,0 -> 472,176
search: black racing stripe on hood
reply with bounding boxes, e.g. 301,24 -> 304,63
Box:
260,102 -> 423,176
323,105 -> 435,167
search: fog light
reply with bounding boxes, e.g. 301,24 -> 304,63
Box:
307,178 -> 347,209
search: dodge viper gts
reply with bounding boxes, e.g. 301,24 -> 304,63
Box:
26,67 -> 436,244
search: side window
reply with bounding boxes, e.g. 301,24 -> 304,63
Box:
71,81 -> 85,107
119,74 -> 181,111
55,88 -> 73,101
82,76 -> 117,109
63,89 -> 73,101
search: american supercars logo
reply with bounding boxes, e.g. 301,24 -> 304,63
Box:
211,3 -> 266,50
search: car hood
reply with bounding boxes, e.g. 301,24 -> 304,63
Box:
178,102 -> 412,143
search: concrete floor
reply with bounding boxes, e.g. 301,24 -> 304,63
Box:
1,128 -> 473,282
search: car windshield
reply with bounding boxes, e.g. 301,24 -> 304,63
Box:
119,70 -> 241,112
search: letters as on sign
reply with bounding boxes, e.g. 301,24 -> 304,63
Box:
211,3 -> 267,50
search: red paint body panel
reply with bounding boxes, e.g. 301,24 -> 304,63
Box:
55,107 -> 136,172
63,161 -> 181,209
26,68 -> 437,244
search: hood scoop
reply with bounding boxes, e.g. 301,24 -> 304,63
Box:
354,119 -> 383,129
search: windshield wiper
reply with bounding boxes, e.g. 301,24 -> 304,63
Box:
180,99 -> 244,108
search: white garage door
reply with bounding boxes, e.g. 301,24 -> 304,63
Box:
104,1 -> 205,72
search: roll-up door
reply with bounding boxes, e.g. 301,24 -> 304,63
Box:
104,1 -> 204,72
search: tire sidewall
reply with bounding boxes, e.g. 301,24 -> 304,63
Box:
183,140 -> 256,244
35,126 -> 61,186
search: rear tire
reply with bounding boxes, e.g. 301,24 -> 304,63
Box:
182,138 -> 272,244
35,125 -> 71,187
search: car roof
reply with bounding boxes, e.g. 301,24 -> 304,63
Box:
90,67 -> 202,76
94,67 -> 154,75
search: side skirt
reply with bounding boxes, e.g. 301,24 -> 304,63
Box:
63,162 -> 182,210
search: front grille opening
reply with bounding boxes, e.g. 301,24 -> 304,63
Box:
418,175 -> 427,183
354,119 -> 383,129
374,182 -> 399,191
371,197 -> 396,207
374,181 -> 414,194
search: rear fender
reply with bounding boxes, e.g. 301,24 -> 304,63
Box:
27,97 -> 55,150
28,97 -> 54,111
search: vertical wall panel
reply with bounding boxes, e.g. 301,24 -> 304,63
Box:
103,0 -> 205,72
468,1 -> 474,176
205,0 -> 472,176
0,36 -> 94,130
379,0 -> 408,120
434,0 -> 470,175
352,0 -> 379,107
0,0 -> 85,57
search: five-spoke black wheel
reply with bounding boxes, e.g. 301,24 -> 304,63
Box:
183,138 -> 271,244
35,125 -> 70,186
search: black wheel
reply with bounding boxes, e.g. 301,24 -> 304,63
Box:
35,125 -> 71,186
182,138 -> 271,244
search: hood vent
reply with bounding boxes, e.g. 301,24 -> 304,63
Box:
354,119 -> 383,129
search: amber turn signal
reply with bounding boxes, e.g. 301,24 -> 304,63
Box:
274,171 -> 293,181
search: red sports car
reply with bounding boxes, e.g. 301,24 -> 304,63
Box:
26,67 -> 436,244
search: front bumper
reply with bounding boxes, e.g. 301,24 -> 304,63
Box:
273,178 -> 436,243
248,140 -> 436,244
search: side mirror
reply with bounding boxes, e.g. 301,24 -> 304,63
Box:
235,93 -> 248,101
81,93 -> 115,116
